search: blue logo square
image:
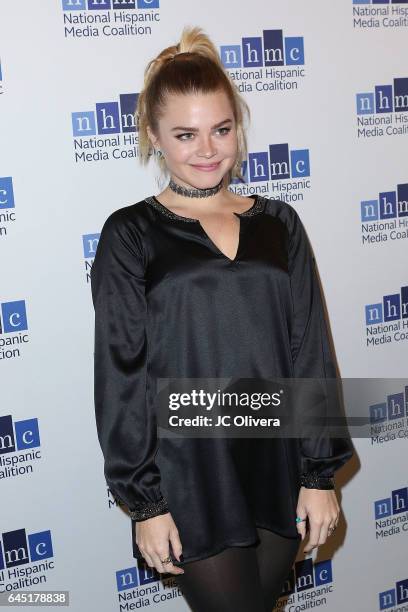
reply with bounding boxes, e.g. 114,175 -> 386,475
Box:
0,415 -> 15,454
269,143 -> 290,180
295,558 -> 314,592
62,0 -> 86,10
374,497 -> 391,519
15,418 -> 40,450
388,393 -> 404,420
396,578 -> 408,604
314,559 -> 332,586
402,285 -> 408,319
120,93 -> 138,132
248,152 -> 269,182
72,111 -> 96,137
383,293 -> 400,322
263,29 -> 283,66
83,233 -> 100,258
375,84 -> 393,114
379,589 -> 396,610
356,92 -> 374,115
2,300 -> 28,333
365,302 -> 383,325
242,37 -> 263,68
361,200 -> 378,222
397,183 -> 408,217
220,45 -> 242,68
116,566 -> 138,591
394,78 -> 408,112
392,487 -> 408,515
379,191 -> 396,219
369,402 -> 387,423
113,0 -> 135,7
2,529 -> 28,568
285,37 -> 304,65
137,0 -> 159,7
291,149 -> 310,178
0,177 -> 14,209
88,0 -> 112,10
96,101 -> 120,134
28,530 -> 53,562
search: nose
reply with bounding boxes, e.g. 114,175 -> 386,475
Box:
196,133 -> 217,158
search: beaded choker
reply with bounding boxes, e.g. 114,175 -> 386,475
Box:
168,177 -> 223,198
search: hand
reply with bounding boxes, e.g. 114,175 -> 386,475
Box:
135,512 -> 185,575
296,487 -> 340,553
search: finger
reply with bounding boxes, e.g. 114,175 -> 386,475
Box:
327,519 -> 338,537
141,551 -> 155,568
151,551 -> 184,575
318,522 -> 330,546
169,530 -> 183,562
303,521 -> 322,553
150,551 -> 167,574
296,519 -> 307,541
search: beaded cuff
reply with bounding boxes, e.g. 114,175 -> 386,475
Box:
128,496 -> 170,521
300,471 -> 335,490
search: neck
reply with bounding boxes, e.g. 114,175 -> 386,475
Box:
168,176 -> 224,199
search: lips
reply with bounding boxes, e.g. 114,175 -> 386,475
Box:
191,162 -> 221,172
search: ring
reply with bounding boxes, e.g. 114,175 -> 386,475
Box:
160,555 -> 172,564
295,516 -> 306,523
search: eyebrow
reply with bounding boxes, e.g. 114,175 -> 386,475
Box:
171,118 -> 233,132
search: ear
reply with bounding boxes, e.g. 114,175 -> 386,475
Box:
146,125 -> 160,150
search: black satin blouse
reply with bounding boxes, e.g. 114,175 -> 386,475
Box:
90,194 -> 354,566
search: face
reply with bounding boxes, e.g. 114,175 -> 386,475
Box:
148,89 -> 238,190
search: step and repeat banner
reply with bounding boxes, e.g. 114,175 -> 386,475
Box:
1,1 -> 407,610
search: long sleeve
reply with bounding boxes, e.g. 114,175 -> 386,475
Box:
288,207 -> 354,485
90,209 -> 169,521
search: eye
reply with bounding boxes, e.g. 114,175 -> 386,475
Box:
216,127 -> 232,136
175,133 -> 195,141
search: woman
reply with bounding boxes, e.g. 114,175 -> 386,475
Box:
90,26 -> 354,611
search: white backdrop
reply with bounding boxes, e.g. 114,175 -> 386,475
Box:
1,1 -> 407,610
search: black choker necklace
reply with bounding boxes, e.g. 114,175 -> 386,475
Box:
168,177 -> 223,198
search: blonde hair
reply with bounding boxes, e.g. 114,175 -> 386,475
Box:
135,26 -> 250,182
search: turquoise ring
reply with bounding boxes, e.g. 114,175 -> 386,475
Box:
296,516 -> 306,523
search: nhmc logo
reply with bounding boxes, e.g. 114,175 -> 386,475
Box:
62,0 -> 159,10
235,143 -> 310,183
374,485 -> 408,520
365,286 -> 408,325
0,528 -> 53,568
370,387 -> 408,424
361,184 -> 408,221
379,577 -> 408,610
354,0 -> 408,3
71,93 -> 138,137
220,29 -> 304,68
356,77 -> 408,115
282,557 -> 333,596
0,415 -> 40,454
116,563 -> 158,592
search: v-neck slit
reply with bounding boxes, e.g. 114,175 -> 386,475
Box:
144,194 -> 265,264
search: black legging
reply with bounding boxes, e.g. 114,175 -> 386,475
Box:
174,527 -> 301,611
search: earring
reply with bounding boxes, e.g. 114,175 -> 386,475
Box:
156,149 -> 163,158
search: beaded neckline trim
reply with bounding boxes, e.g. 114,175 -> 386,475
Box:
144,194 -> 265,223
